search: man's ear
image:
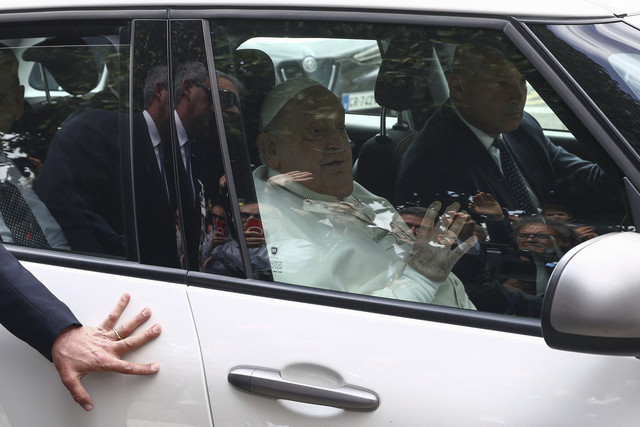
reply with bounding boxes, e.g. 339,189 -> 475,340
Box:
257,132 -> 280,170
182,79 -> 194,100
14,85 -> 25,122
154,81 -> 166,98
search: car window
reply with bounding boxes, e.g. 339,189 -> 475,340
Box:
204,18 -> 633,317
527,21 -> 640,153
0,22 -> 131,256
525,84 -> 568,131
167,19 -> 252,277
238,37 -> 382,114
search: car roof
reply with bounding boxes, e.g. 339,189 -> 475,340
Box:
1,0 -> 639,19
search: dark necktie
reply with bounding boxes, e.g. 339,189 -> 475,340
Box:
184,141 -> 195,202
157,141 -> 170,200
0,181 -> 50,248
493,137 -> 538,216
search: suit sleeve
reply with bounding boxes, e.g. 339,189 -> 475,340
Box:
0,244 -> 79,361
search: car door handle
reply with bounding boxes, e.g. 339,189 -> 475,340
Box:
228,366 -> 380,411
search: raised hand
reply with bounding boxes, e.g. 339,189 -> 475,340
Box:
408,201 -> 478,282
574,225 -> 598,240
468,192 -> 504,221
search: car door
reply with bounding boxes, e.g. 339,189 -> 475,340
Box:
180,8 -> 640,426
0,12 -> 213,426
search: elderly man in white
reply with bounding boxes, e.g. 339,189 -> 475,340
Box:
253,78 -> 476,309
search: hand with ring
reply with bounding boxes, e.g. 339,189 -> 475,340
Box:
407,201 -> 478,282
51,293 -> 161,411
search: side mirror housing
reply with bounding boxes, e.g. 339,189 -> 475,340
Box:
542,232 -> 640,356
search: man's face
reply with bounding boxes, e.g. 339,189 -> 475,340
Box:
0,64 -> 23,133
264,86 -> 353,198
180,75 -> 214,138
543,209 -> 571,222
217,76 -> 240,123
516,223 -> 558,253
240,203 -> 259,227
401,213 -> 423,235
451,51 -> 527,138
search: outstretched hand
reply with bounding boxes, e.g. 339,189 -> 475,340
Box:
51,293 -> 161,412
408,201 -> 477,282
468,192 -> 504,221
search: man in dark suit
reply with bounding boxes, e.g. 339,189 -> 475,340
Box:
396,39 -> 606,215
34,109 -> 127,256
133,65 -> 181,268
1,44 -> 161,412
172,61 -> 218,270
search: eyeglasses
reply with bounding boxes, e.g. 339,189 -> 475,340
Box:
192,80 -> 213,105
518,233 -> 556,240
193,81 -> 240,110
218,89 -> 239,109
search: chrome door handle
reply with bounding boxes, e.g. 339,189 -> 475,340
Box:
228,366 -> 380,411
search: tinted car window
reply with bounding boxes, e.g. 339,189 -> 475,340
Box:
205,19 -> 633,317
0,23 -> 131,256
527,21 -> 640,153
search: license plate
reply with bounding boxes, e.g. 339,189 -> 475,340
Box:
342,91 -> 377,111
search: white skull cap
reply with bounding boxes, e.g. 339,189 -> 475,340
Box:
260,77 -> 324,129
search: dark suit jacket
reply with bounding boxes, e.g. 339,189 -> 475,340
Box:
396,101 -> 605,211
35,111 -> 181,268
0,244 -> 78,361
132,113 -> 180,268
35,110 -> 126,256
176,139 -> 203,271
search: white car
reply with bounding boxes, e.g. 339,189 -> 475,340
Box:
2,1 -> 640,425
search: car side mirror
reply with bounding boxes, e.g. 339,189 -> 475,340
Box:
542,231 -> 640,356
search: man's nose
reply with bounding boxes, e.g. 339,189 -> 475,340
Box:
509,81 -> 527,101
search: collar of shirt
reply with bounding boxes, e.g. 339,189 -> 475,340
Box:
174,111 -> 190,169
260,166 -> 406,241
143,110 -> 162,149
0,151 -> 23,185
174,111 -> 189,148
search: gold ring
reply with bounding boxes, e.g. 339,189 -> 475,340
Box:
113,329 -> 123,341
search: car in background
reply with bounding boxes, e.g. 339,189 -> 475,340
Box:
1,1 -> 640,426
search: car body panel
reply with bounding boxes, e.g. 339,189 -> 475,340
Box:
190,286 -> 640,426
0,2 -> 640,426
0,261 -> 212,427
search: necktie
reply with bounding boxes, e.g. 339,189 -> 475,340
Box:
184,141 -> 195,202
0,181 -> 50,248
157,141 -> 170,200
492,137 -> 538,216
